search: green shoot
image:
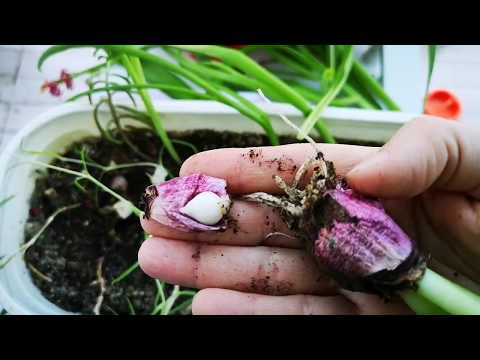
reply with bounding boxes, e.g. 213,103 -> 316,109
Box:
67,83 -> 210,102
401,290 -> 449,315
111,261 -> 140,285
169,45 -> 311,114
120,55 -> 180,163
169,298 -> 194,315
38,46 -> 181,164
0,204 -> 80,270
151,285 -> 179,315
150,277 -> 197,315
28,263 -> 53,283
328,45 -> 336,72
341,46 -> 401,111
402,269 -> 480,315
153,279 -> 166,313
168,45 -> 334,143
39,45 -> 285,145
29,159 -> 143,217
0,195 -> 15,208
126,296 -> 136,315
297,46 -> 354,141
171,139 -> 199,155
323,45 -> 336,82
424,45 -> 438,108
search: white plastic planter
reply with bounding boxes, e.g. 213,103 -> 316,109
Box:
0,100 -> 419,315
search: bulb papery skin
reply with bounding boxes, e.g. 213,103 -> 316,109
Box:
308,186 -> 425,294
143,174 -> 231,232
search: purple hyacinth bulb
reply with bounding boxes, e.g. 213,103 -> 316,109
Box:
143,174 -> 231,232
313,186 -> 414,284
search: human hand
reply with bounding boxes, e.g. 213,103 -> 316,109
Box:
138,117 -> 480,315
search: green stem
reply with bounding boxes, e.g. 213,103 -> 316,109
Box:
403,269 -> 480,315
169,298 -> 193,315
343,85 -> 378,109
299,46 -> 355,141
112,262 -> 140,285
121,55 -> 180,164
38,45 -> 332,144
401,291 -> 449,315
68,83 -> 210,102
339,46 -> 401,111
171,45 -> 312,113
111,46 -> 279,145
31,160 -> 143,217
0,204 -> 80,269
424,45 -> 437,108
170,45 -> 342,142
328,45 -> 336,71
220,87 -> 279,145
0,195 -> 14,208
258,46 -> 377,111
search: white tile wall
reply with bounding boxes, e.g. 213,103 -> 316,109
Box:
0,48 -> 22,77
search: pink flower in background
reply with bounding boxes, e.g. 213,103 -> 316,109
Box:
41,81 -> 62,97
60,70 -> 73,89
40,69 -> 74,97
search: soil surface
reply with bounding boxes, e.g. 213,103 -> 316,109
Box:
23,128 -> 380,315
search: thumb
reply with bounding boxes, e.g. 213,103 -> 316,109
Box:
346,117 -> 480,199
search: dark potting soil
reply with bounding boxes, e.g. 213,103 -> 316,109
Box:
24,128 -> 380,315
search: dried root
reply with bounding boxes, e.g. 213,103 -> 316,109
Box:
93,257 -> 106,315
242,150 -> 337,232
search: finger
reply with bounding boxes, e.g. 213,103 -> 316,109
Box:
347,117 -> 480,199
192,288 -> 357,315
340,290 -> 413,315
141,200 -> 301,248
421,191 -> 480,279
138,237 -> 336,296
180,143 -> 376,194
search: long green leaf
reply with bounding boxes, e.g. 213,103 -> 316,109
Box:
38,45 -> 86,70
0,195 -> 14,208
38,45 -> 295,145
334,45 -> 400,111
424,45 -> 438,106
169,45 -> 312,114
298,46 -> 354,141
141,60 -> 194,99
67,83 -> 211,102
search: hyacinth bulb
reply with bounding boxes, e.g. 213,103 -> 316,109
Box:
310,186 -> 424,294
142,174 -> 231,232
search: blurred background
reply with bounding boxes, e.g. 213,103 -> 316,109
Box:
1,45 -> 479,154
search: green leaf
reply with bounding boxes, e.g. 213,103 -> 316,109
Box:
38,45 -> 96,71
0,195 -> 14,208
425,45 -> 437,106
169,45 -> 311,114
141,60 -> 194,99
112,261 -> 139,285
298,45 -> 355,141
67,83 -> 210,103
169,45 -> 337,143
125,296 -> 136,315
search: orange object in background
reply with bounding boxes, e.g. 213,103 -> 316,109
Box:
424,89 -> 462,120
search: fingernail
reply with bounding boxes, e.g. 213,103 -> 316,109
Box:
348,155 -> 381,179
